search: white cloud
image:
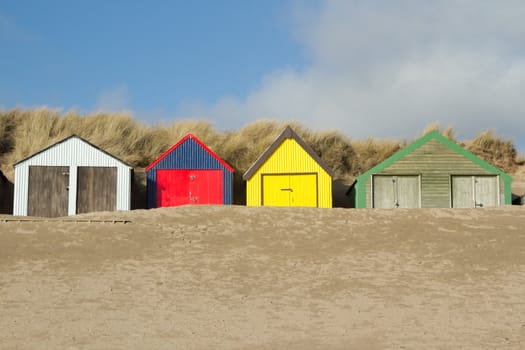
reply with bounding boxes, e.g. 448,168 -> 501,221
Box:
176,0 -> 525,146
96,85 -> 131,112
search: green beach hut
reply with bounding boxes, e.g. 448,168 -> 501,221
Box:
348,131 -> 512,208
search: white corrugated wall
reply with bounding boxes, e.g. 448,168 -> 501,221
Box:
13,137 -> 131,216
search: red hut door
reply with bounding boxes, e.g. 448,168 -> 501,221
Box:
156,169 -> 223,207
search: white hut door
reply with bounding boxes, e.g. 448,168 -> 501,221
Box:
451,176 -> 473,208
373,175 -> 419,208
451,176 -> 498,208
373,176 -> 395,208
474,176 -> 498,207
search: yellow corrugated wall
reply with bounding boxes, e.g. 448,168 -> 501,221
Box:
246,138 -> 332,208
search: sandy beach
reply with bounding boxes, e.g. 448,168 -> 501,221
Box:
1,205 -> 525,349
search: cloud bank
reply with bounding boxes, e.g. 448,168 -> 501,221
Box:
180,0 -> 525,143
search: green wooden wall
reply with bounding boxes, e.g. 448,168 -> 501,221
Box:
351,131 -> 512,208
364,139 -> 504,207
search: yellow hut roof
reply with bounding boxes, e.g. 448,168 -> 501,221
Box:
243,126 -> 334,180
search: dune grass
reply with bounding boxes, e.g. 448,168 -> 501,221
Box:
0,108 -> 521,183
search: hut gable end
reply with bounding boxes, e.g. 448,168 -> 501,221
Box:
243,126 -> 334,180
13,135 -> 132,217
15,135 -> 131,168
351,131 -> 512,208
244,126 -> 333,208
146,134 -> 233,172
145,134 -> 234,208
356,131 -> 511,181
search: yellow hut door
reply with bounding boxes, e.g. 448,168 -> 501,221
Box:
262,173 -> 317,207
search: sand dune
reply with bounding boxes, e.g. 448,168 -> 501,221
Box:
1,206 -> 525,349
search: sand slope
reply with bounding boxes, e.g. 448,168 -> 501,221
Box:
1,206 -> 525,349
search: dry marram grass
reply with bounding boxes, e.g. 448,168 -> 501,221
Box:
0,108 -> 521,183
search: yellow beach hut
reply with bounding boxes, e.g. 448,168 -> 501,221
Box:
243,126 -> 334,208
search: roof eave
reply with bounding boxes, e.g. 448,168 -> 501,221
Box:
355,130 -> 511,183
243,125 -> 334,180
145,133 -> 234,172
13,134 -> 133,168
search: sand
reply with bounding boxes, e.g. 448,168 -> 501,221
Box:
1,206 -> 525,349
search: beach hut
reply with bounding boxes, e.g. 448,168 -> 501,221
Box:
13,135 -> 132,217
348,131 -> 512,208
243,126 -> 333,208
145,134 -> 233,208
0,169 -> 6,206
0,169 -> 14,214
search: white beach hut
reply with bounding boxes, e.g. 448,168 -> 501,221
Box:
13,135 -> 132,217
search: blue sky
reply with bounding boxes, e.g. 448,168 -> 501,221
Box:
1,0 -> 308,112
1,1 -> 525,150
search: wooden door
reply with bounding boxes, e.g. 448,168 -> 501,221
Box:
452,176 -> 498,208
452,176 -> 499,208
262,173 -> 318,207
156,169 -> 223,207
28,166 -> 69,217
157,170 -> 189,206
262,174 -> 290,206
373,175 -> 395,208
187,170 -> 222,204
373,175 -> 420,208
77,167 -> 117,214
474,176 -> 498,207
396,176 -> 420,208
289,174 -> 317,207
451,176 -> 473,208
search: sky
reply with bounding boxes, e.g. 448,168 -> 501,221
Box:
1,0 -> 524,150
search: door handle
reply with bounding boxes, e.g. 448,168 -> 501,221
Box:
280,188 -> 293,192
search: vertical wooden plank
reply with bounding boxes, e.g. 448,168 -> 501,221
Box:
451,176 -> 474,208
475,176 -> 498,207
28,166 -> 69,217
262,174 -> 290,206
156,169 -> 189,207
396,176 -> 420,208
189,170 -> 222,204
373,175 -> 395,208
289,174 -> 317,207
77,167 -> 117,214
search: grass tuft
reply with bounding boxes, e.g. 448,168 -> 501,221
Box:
0,108 -> 521,184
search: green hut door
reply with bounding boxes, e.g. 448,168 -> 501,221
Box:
452,176 -> 498,208
373,175 -> 420,208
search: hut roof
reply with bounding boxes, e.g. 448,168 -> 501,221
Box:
347,130 -> 512,195
145,133 -> 233,172
243,126 -> 334,180
14,134 -> 132,167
